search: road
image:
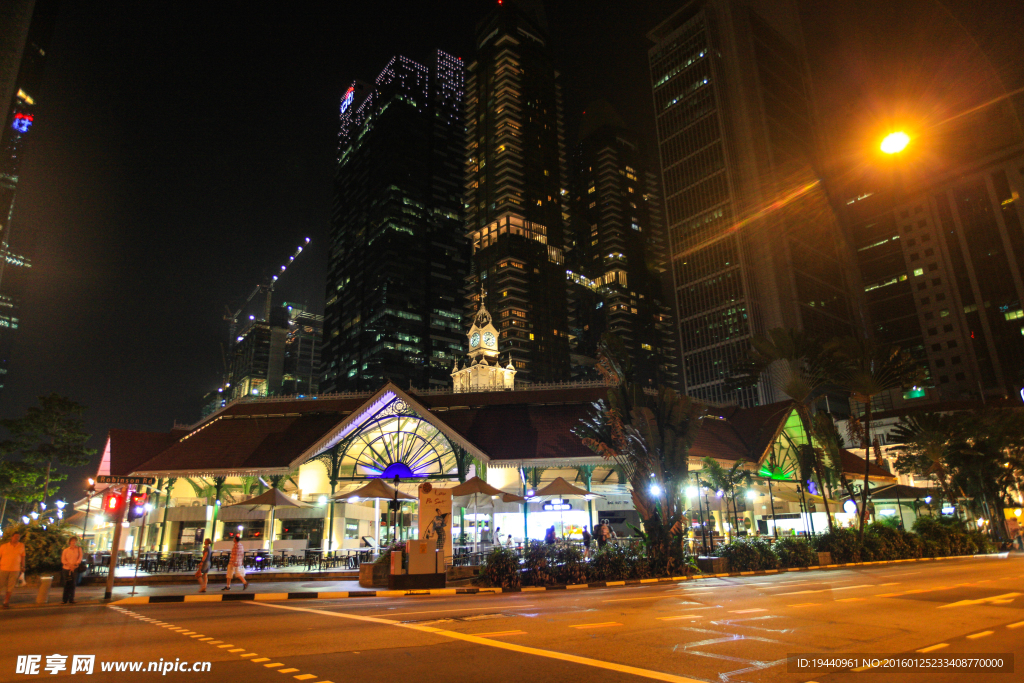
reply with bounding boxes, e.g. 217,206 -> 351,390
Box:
4,554 -> 1022,682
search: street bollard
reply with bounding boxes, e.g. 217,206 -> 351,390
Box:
37,575 -> 53,604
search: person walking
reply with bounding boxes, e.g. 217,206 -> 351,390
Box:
0,530 -> 26,609
596,521 -> 610,549
581,526 -> 592,558
195,538 -> 213,592
61,536 -> 84,604
493,527 -> 501,546
223,537 -> 248,591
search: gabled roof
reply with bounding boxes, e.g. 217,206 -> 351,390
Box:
838,448 -> 895,480
98,429 -> 184,478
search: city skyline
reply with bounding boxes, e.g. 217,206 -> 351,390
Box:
2,0 -> 1023,503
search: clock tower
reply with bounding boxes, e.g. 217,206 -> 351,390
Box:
452,300 -> 516,392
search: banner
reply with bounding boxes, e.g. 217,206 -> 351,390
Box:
418,483 -> 452,567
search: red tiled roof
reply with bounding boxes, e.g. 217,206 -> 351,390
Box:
839,448 -> 894,480
132,412 -> 344,474
107,429 -> 182,477
433,403 -> 598,462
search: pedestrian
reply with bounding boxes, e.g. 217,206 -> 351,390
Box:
505,534 -> 513,548
544,526 -> 556,544
581,526 -> 592,558
493,527 -> 501,546
195,538 -> 212,592
1,530 -> 26,609
596,521 -> 609,549
222,536 -> 248,591
61,536 -> 84,604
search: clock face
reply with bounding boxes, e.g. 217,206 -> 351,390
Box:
483,332 -> 496,348
470,332 -> 480,348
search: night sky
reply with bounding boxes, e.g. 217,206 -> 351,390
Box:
4,0 -> 1022,499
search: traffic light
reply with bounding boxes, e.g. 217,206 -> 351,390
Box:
127,492 -> 148,522
102,491 -> 125,516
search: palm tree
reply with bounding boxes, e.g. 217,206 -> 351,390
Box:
829,336 -> 925,542
728,328 -> 838,530
890,412 -> 960,507
698,458 -> 751,537
574,338 -> 706,568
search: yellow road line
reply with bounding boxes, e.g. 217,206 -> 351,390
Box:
240,653 -> 257,657
293,676 -> 317,681
277,668 -> 299,674
190,634 -> 205,638
474,630 -> 527,637
729,608 -> 766,613
217,645 -> 235,649
199,638 -> 214,641
656,615 -> 701,620
251,658 -> 270,663
1007,620 -> 1024,629
917,643 -> 948,653
966,631 -> 993,639
250,602 -> 709,683
264,663 -> 283,668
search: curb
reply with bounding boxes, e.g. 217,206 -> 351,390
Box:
110,551 -> 1005,605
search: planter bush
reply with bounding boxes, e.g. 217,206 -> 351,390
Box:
482,546 -> 521,589
773,537 -> 815,568
715,537 -> 778,571
553,543 -> 587,584
813,528 -> 860,563
2,521 -> 71,575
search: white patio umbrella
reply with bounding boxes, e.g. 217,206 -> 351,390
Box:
333,480 -> 416,547
530,477 -> 603,539
223,488 -> 310,552
451,477 -> 524,553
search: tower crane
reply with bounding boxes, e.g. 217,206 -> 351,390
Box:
223,237 -> 311,339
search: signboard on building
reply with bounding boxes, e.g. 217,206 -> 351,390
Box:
96,475 -> 156,486
418,483 -> 452,566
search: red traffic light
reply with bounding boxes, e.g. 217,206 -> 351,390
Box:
102,491 -> 125,514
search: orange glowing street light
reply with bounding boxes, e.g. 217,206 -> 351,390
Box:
880,131 -> 910,154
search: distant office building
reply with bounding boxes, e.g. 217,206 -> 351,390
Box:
568,103 -> 679,388
0,0 -> 57,396
321,51 -> 468,393
227,306 -> 289,401
648,0 -> 857,406
280,302 -> 323,396
842,100 -> 1024,406
463,0 -> 572,384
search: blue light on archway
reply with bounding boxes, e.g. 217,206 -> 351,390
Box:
376,462 -> 425,479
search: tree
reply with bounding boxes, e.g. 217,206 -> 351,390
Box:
698,457 -> 750,536
574,338 -> 706,571
890,412 -> 960,506
0,394 -> 96,509
828,337 -> 925,542
728,328 -> 838,531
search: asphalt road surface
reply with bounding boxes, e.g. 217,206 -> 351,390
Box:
4,554 -> 1022,683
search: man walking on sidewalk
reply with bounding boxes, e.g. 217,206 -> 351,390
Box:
223,537 -> 248,591
1,531 -> 26,609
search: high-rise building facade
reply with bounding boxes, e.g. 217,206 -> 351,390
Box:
648,0 -> 857,405
842,100 -> 1024,406
280,302 -> 323,396
322,51 -> 468,393
463,1 -> 571,384
568,103 -> 679,388
0,0 -> 57,396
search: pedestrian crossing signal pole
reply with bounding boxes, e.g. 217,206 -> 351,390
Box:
103,487 -> 128,601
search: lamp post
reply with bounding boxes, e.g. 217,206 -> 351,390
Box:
767,476 -> 778,538
83,478 -> 96,551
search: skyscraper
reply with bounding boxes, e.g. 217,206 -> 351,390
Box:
0,0 -> 57,396
463,0 -> 571,383
321,51 -> 468,393
648,0 -> 857,405
568,102 -> 679,388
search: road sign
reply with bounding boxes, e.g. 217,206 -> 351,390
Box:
95,475 -> 156,486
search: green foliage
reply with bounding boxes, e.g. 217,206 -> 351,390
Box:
715,537 -> 779,571
2,520 -> 72,574
813,527 -> 861,563
860,522 -> 923,561
373,542 -> 406,568
912,516 -> 981,557
586,543 -> 632,581
481,546 -> 521,589
0,394 -> 96,505
773,537 -> 816,568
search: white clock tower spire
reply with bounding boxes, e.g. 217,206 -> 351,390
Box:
452,296 -> 515,392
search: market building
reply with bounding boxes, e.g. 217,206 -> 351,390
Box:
82,378 -> 894,555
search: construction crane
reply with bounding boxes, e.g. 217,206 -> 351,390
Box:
223,237 -> 311,339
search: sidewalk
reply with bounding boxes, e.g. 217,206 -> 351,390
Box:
2,577 -> 367,609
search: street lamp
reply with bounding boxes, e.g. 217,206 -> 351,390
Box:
880,131 -> 910,154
